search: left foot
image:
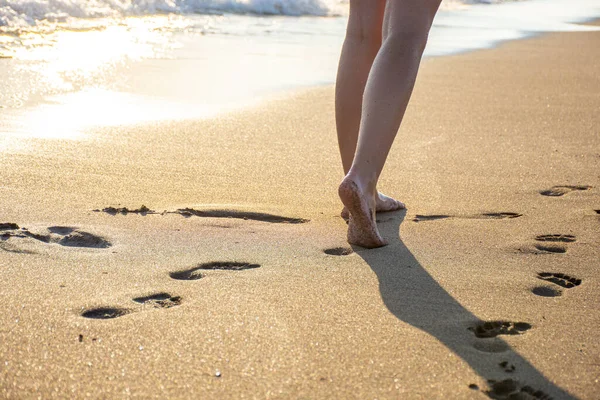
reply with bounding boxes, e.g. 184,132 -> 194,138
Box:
341,191 -> 405,220
339,177 -> 387,248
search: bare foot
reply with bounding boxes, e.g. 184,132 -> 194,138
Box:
341,192 -> 405,220
338,177 -> 387,248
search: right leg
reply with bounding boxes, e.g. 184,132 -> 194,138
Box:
339,0 -> 442,248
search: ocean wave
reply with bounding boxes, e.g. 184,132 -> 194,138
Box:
0,0 -> 336,28
0,0 -> 532,30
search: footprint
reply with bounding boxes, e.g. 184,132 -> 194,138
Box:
170,261 -> 260,280
469,321 -> 532,338
132,293 -> 182,309
539,185 -> 591,197
175,208 -> 308,224
47,226 -> 75,235
485,379 -> 552,400
94,205 -> 155,215
535,234 -> 575,243
472,339 -> 510,353
0,225 -> 111,249
413,212 -> 521,222
498,361 -> 516,373
0,223 -> 19,230
537,272 -> 581,289
58,231 -> 112,248
170,269 -> 204,281
477,212 -> 522,219
531,286 -> 562,297
81,307 -> 130,319
413,214 -> 450,222
324,247 -> 353,256
533,244 -> 566,254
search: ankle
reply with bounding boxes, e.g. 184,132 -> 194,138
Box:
343,170 -> 377,196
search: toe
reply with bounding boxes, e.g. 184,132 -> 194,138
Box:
341,207 -> 349,220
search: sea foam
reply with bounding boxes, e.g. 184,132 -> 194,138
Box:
0,0 -> 532,30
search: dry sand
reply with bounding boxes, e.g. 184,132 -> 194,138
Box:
1,28 -> 599,399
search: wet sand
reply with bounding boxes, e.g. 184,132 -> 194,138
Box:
1,28 -> 599,399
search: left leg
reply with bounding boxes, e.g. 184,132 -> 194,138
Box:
335,0 -> 405,219
335,0 -> 386,175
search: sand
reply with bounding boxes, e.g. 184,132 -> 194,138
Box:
0,27 -> 599,399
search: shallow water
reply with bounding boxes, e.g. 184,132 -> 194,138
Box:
0,0 -> 598,140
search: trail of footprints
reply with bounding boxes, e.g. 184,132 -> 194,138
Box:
529,234 -> 582,297
82,261 -> 261,319
5,191 -> 592,398
467,185 -> 590,399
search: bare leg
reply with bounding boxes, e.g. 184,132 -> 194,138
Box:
335,0 -> 405,220
339,0 -> 442,248
335,0 -> 385,174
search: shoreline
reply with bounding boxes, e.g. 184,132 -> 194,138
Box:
1,27 -> 599,399
1,9 -> 599,122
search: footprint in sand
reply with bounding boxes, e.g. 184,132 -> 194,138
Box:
484,379 -> 552,400
132,292 -> 182,309
535,234 -> 576,243
95,206 -> 309,224
82,292 -> 182,319
94,205 -> 156,215
533,244 -> 567,254
1,223 -> 111,250
469,321 -> 532,339
81,307 -> 131,320
472,339 -> 510,354
531,265 -> 581,297
0,223 -> 19,230
174,208 -> 308,224
323,247 -> 354,256
498,361 -> 516,373
536,272 -> 581,289
530,286 -> 563,297
170,261 -> 261,281
518,235 -> 573,255
539,185 -> 591,197
412,212 -> 522,222
413,214 -> 450,222
528,234 -> 576,254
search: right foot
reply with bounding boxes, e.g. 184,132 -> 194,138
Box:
338,177 -> 387,248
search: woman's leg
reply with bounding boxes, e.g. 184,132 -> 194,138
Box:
336,0 -> 405,219
335,0 -> 386,174
339,0 -> 442,248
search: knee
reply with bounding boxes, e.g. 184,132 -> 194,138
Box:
345,24 -> 382,49
383,26 -> 430,54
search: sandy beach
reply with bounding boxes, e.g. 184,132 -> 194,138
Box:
1,24 -> 599,399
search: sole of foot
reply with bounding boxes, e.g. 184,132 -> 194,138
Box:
339,178 -> 387,249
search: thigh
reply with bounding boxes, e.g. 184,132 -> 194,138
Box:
383,0 -> 443,38
346,0 -> 387,41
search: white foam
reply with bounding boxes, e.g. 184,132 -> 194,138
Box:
0,0 -> 345,29
0,0 -> 549,30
